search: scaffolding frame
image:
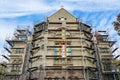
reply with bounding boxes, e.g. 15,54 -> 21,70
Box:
4,26 -> 31,80
95,30 -> 119,80
28,20 -> 117,80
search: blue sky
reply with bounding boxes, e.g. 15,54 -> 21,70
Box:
0,0 -> 120,61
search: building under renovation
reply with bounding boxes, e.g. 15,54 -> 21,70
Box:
0,62 -> 7,80
3,8 -> 120,80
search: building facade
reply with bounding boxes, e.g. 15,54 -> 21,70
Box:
4,27 -> 31,80
95,31 -> 119,80
0,62 -> 7,80
29,8 -> 99,80
4,8 -> 119,80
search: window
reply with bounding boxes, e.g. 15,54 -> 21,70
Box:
65,18 -> 67,20
59,17 -> 67,21
99,48 -> 109,53
102,59 -> 112,71
16,48 -> 24,54
16,49 -> 19,54
21,48 -> 24,53
59,18 -> 61,20
103,63 -> 112,71
11,64 -> 17,72
11,60 -> 19,72
54,58 -> 72,65
11,59 -> 21,72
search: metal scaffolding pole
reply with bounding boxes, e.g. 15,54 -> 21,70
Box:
79,21 -> 86,80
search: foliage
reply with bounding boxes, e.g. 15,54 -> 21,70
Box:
115,60 -> 120,66
113,13 -> 120,35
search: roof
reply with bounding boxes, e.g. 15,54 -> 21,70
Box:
48,8 -> 77,22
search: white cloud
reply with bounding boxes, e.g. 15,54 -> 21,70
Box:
0,20 -> 15,41
0,19 -> 33,45
0,20 -> 15,54
0,20 -> 15,62
0,0 -> 120,18
0,19 -> 33,62
0,0 -> 52,18
99,18 -> 108,28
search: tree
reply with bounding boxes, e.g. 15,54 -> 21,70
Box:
113,13 -> 120,35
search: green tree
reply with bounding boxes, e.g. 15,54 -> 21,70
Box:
113,13 -> 120,35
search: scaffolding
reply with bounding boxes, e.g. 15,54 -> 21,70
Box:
2,8 -> 120,80
0,63 -> 7,80
95,30 -> 119,80
27,18 -> 101,80
4,26 -> 31,80
79,21 -> 99,80
28,21 -> 47,80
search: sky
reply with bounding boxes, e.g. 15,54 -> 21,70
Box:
0,0 -> 120,61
